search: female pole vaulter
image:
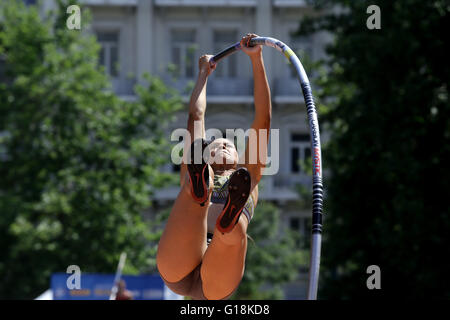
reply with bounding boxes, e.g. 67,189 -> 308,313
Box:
156,33 -> 271,300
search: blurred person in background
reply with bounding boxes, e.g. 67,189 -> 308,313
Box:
115,280 -> 133,300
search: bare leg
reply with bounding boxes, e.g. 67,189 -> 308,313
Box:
200,214 -> 249,300
156,167 -> 214,282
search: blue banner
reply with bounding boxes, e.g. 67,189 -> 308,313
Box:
51,273 -> 179,300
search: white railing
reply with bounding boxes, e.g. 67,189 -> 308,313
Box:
162,76 -> 253,97
273,0 -> 307,7
111,77 -> 137,96
154,0 -> 257,7
273,76 -> 303,97
80,0 -> 137,6
154,174 -> 305,202
81,0 -> 305,7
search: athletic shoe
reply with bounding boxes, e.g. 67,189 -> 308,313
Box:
187,138 -> 211,206
216,168 -> 251,233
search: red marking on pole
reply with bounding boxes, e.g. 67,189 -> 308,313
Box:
314,147 -> 321,176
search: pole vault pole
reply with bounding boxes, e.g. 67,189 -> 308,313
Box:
211,37 -> 324,300
109,252 -> 127,300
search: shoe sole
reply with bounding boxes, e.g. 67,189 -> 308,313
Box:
216,168 -> 251,233
188,139 -> 210,206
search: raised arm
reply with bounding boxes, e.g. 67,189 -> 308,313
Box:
240,34 -> 272,187
179,55 -> 216,185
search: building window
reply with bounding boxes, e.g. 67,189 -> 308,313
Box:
289,132 -> 310,174
213,30 -> 237,78
289,217 -> 301,231
23,0 -> 37,5
289,33 -> 313,78
289,216 -> 310,235
289,216 -> 311,248
96,32 -> 119,77
171,29 -> 197,78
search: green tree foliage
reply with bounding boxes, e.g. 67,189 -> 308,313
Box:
0,0 -> 181,299
299,0 -> 449,299
233,201 -> 305,299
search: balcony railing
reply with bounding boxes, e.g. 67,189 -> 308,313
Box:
154,173 -> 308,202
81,0 -> 137,6
273,76 -> 303,97
273,173 -> 311,189
273,0 -> 307,7
81,0 -> 305,7
208,77 -> 253,96
111,77 -> 137,96
154,0 -> 257,7
162,76 -> 253,97
113,74 -> 311,103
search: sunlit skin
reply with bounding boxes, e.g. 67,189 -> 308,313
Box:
207,138 -> 239,175
157,33 -> 271,300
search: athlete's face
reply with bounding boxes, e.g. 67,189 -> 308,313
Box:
207,138 -> 239,167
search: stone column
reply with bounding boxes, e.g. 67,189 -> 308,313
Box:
136,0 -> 153,82
255,0 -> 273,85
